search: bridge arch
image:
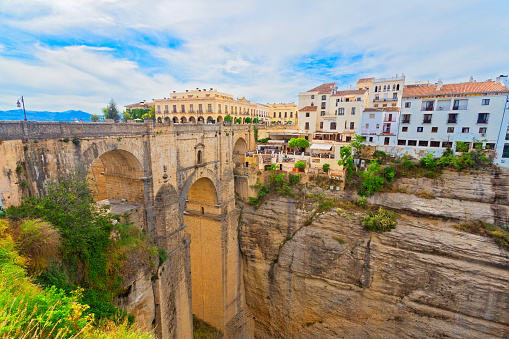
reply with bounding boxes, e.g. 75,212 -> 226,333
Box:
87,149 -> 145,205
183,175 -> 224,332
233,137 -> 248,168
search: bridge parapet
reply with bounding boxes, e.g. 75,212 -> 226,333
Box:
0,120 -> 153,141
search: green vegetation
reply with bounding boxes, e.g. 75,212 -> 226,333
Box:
224,114 -> 233,123
72,137 -> 81,146
235,118 -> 242,124
3,173 -> 160,324
122,111 -> 132,122
294,161 -> 306,170
0,219 -> 153,339
253,126 -> 258,141
253,117 -> 259,123
322,163 -> 330,172
361,207 -> 397,232
90,114 -> 101,122
193,315 -> 223,338
359,160 -> 385,197
288,138 -> 309,150
258,137 -> 270,143
354,196 -> 368,208
453,221 -> 509,250
245,117 -> 252,123
102,99 -> 121,121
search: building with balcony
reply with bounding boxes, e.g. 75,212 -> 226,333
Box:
153,88 -> 269,124
268,103 -> 298,125
397,78 -> 509,161
356,75 -> 405,109
359,107 -> 401,146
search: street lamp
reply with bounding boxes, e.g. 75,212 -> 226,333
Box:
17,96 -> 27,121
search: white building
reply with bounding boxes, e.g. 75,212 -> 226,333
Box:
356,75 -> 405,109
395,79 -> 509,161
359,107 -> 401,146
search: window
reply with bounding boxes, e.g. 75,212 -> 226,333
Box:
278,112 -> 281,118
482,99 -> 490,105
418,141 -> 428,147
285,112 -> 287,118
485,143 -> 495,150
225,106 -> 228,113
321,111 -> 325,116
199,104 -> 203,112
423,114 -> 432,123
374,104 -> 379,107
417,127 -> 423,132
208,104 -> 212,112
397,84 -> 400,90
310,102 -> 314,106
398,140 -> 406,145
375,94 -> 380,101
430,141 -> 440,147
462,127 -> 470,133
197,150 -> 202,164
369,114 -> 375,119
322,95 -> 326,100
290,112 -> 293,118
311,95 -> 314,99
442,142 -> 452,148
422,101 -> 434,111
181,104 -> 185,113
504,144 -> 509,158
306,113 -> 310,117
217,104 -> 221,113
357,97 -> 361,101
320,122 -> 323,129
321,102 -> 326,109
477,113 -> 489,123
365,124 -> 369,128
408,140 -> 417,146
374,86 -> 378,92
351,107 -> 356,115
445,113 -> 457,124
305,122 -> 309,130
447,127 -> 454,133
431,127 -> 438,133
376,124 -> 380,129
165,105 -> 168,113
402,114 -> 410,123
402,126 -> 408,132
350,122 -> 355,130
393,93 -> 397,100
330,122 -> 336,130
190,104 -> 194,113
383,85 -> 387,91
479,127 -> 487,134
384,137 -> 390,145
173,105 -> 177,113
393,84 -> 396,91
274,112 -> 276,118
383,104 -> 387,107
369,137 -> 373,142
157,105 -> 161,113
338,108 -> 345,115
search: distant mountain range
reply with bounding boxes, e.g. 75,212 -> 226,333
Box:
0,109 -> 92,122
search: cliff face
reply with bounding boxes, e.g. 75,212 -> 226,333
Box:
239,172 -> 509,338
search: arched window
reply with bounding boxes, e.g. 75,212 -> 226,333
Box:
201,206 -> 204,215
396,84 -> 400,91
197,150 -> 202,164
374,86 -> 378,92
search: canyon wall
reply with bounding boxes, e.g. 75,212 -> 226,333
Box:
239,170 -> 509,338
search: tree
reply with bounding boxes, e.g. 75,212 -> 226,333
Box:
288,138 -> 309,150
245,117 -> 253,123
224,114 -> 233,122
122,111 -> 132,122
323,163 -> 330,172
235,118 -> 242,124
294,161 -> 306,169
102,99 -> 121,121
338,145 -> 355,177
360,160 -> 385,196
129,108 -> 148,120
253,117 -> 259,123
90,114 -> 101,122
351,134 -> 366,157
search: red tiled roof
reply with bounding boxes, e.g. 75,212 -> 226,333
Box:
307,83 -> 336,94
299,106 -> 318,112
332,89 -> 366,96
125,102 -> 154,108
356,78 -> 374,83
403,81 -> 509,97
363,107 -> 400,112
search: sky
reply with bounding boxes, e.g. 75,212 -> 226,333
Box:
0,0 -> 507,114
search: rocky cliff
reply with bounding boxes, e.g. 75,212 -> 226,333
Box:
239,171 -> 509,338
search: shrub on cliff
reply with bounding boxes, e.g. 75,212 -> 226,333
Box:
362,207 -> 397,232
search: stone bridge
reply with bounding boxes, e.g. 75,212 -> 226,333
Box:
0,121 -> 256,338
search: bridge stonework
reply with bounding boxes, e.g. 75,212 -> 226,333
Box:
0,121 -> 256,338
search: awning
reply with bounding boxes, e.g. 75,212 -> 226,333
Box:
267,140 -> 285,144
310,144 -> 333,151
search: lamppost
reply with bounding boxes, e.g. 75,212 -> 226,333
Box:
17,96 -> 27,121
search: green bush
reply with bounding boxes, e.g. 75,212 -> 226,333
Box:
322,163 -> 330,172
294,161 -> 306,169
361,207 -> 397,232
354,196 -> 368,208
288,174 -> 300,185
383,166 -> 395,182
248,197 -> 259,206
359,160 -> 385,196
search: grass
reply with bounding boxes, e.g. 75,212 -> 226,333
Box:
453,221 -> 509,250
193,315 -> 223,339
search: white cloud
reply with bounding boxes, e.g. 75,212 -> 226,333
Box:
0,0 -> 508,113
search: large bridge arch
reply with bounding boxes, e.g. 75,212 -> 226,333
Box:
183,174 -> 224,333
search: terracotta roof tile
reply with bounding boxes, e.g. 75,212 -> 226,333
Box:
299,106 -> 318,112
356,78 -> 374,83
403,81 -> 509,97
332,89 -> 366,96
307,83 -> 336,94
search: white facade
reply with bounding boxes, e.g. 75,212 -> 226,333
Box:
356,75 -> 405,109
397,80 -> 509,161
359,108 -> 401,146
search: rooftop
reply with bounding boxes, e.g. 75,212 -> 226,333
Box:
299,106 -> 318,112
403,80 -> 509,97
356,78 -> 374,83
307,83 -> 336,94
332,89 -> 366,96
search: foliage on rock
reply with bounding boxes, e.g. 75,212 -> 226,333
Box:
361,207 -> 397,232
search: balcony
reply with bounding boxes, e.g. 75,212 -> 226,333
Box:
402,118 -> 410,123
447,119 -> 457,124
383,118 -> 396,122
477,119 -> 489,124
422,119 -> 432,124
437,106 -> 450,111
373,98 -> 397,102
421,106 -> 434,111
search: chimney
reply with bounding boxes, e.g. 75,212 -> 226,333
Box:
496,76 -> 501,84
186,89 -> 188,92
469,76 -> 474,83
437,80 -> 443,90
